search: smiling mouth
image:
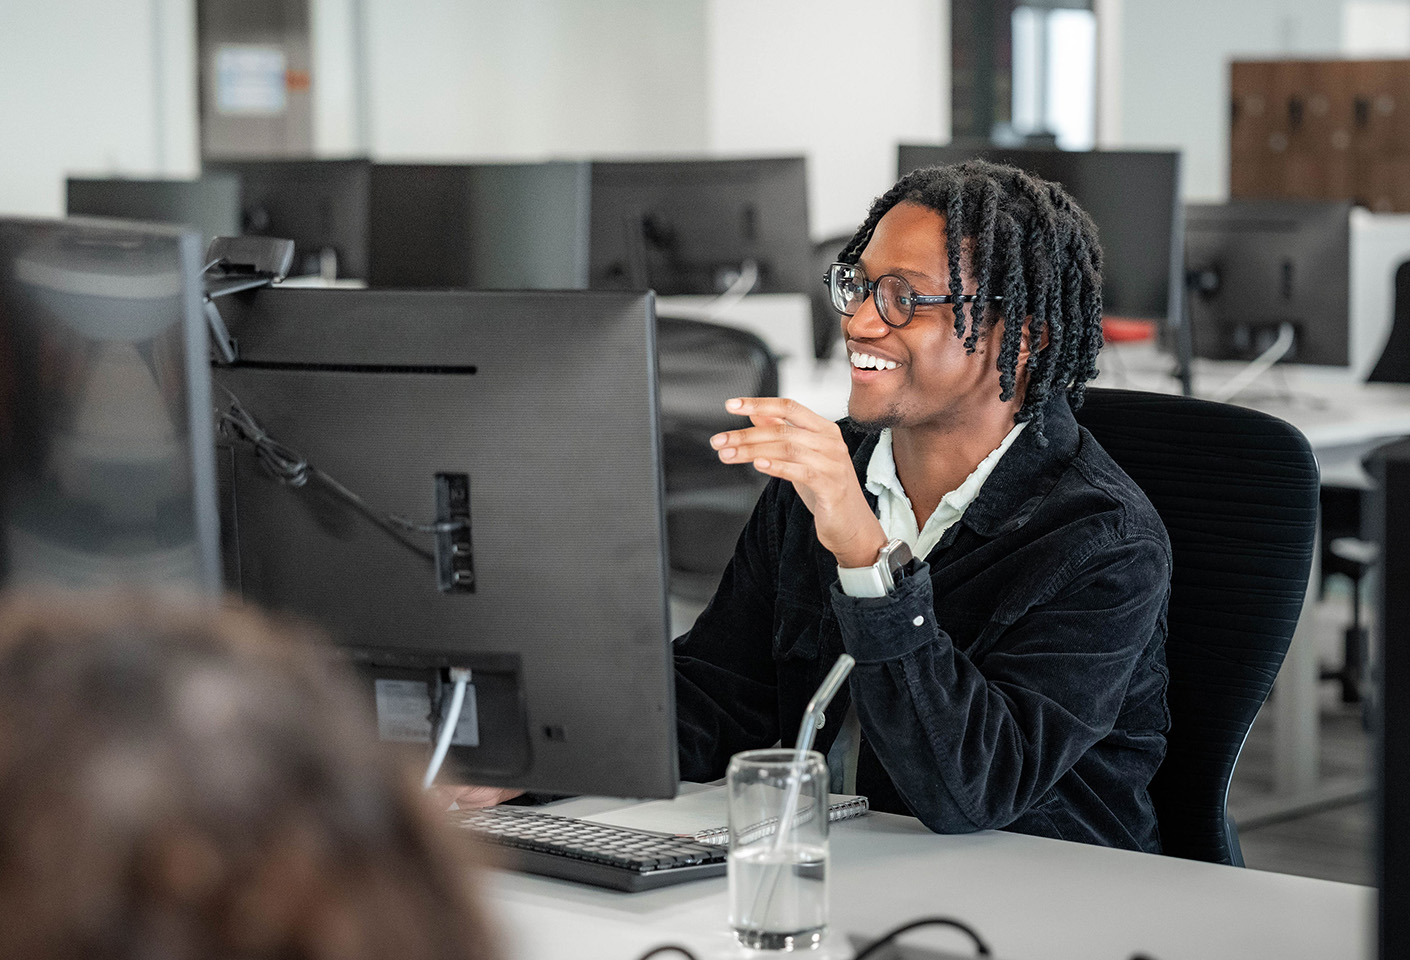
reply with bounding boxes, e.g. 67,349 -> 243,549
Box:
850,350 -> 900,371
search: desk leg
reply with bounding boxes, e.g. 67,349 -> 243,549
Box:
1273,547 -> 1320,797
1243,532 -> 1371,826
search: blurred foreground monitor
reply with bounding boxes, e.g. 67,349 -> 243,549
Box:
0,217 -> 221,593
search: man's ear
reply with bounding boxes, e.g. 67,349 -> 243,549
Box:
1015,317 -> 1051,365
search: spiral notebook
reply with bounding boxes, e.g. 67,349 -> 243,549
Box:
582,783 -> 869,846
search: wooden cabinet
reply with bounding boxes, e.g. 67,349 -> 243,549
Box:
1231,58 -> 1410,211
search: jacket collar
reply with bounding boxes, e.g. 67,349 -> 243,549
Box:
842,394 -> 1080,541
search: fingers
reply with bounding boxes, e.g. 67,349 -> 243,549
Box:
430,784 -> 526,811
725,396 -> 833,431
710,422 -> 834,464
712,398 -> 840,462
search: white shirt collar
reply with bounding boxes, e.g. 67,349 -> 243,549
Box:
864,420 -> 1029,560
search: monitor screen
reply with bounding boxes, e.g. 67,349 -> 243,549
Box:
586,158 -> 812,300
897,144 -> 1183,324
204,158 -> 371,280
66,176 -> 242,247
210,287 -> 677,799
1184,200 -> 1351,366
0,216 -> 221,593
368,162 -> 590,290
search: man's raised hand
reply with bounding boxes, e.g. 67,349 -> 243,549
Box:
710,397 -> 886,569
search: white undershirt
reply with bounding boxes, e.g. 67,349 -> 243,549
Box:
827,420 -> 1028,793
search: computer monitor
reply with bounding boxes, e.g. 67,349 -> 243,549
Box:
897,144 -> 1183,325
586,157 -> 813,300
367,162 -> 591,290
203,158 -> 371,280
0,216 -> 222,593
1373,437 -> 1410,960
1183,200 -> 1351,366
66,176 -> 242,247
210,287 -> 677,799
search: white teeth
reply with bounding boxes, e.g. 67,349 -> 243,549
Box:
849,351 -> 899,371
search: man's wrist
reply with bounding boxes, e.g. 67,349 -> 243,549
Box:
832,532 -> 889,570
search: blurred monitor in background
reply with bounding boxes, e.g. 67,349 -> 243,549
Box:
897,144 -> 1183,326
368,162 -> 590,291
203,158 -> 371,280
0,217 -> 221,594
586,158 -> 812,293
0,589 -> 500,960
65,176 -> 242,248
1184,200 -> 1352,366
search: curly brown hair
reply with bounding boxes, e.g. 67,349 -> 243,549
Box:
0,590 -> 500,960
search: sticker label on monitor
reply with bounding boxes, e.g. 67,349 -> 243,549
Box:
374,679 -> 479,747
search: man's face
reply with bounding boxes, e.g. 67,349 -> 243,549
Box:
843,202 -> 1008,433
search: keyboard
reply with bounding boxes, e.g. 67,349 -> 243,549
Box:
451,806 -> 728,892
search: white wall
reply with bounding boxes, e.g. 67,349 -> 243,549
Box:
0,0 -> 948,235
360,0 -> 709,161
1106,0 -> 1341,200
0,0 -> 198,217
706,0 -> 949,240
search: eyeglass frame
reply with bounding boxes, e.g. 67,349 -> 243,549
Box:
822,261 -> 1004,329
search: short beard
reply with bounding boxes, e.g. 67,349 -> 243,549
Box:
847,404 -> 904,435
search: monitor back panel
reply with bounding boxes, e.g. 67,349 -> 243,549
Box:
1184,200 -> 1351,366
898,144 -> 1182,324
368,162 -> 590,290
205,158 -> 372,279
211,288 -> 674,798
66,176 -> 242,247
587,158 -> 812,298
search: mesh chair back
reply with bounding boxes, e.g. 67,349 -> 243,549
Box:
1075,388 -> 1319,864
657,316 -> 779,598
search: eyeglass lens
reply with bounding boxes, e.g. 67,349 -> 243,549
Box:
829,264 -> 916,327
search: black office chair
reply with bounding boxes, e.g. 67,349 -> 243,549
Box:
656,316 -> 779,602
1075,388 -> 1319,865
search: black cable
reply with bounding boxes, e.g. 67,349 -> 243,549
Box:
851,917 -> 993,960
634,947 -> 700,960
216,388 -> 464,563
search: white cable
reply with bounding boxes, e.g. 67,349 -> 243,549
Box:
1208,323 -> 1296,403
422,668 -> 472,790
656,259 -> 760,322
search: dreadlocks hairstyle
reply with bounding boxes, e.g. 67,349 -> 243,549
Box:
837,160 -> 1105,444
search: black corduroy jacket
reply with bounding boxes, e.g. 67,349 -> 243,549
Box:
674,396 -> 1172,852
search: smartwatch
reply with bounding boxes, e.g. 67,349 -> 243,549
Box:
837,538 -> 914,598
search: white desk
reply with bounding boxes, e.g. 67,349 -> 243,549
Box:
481,805 -> 1375,960
776,344 -> 1410,809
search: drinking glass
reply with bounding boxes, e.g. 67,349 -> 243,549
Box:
726,748 -> 829,951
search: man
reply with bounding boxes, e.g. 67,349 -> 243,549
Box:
673,161 -> 1172,853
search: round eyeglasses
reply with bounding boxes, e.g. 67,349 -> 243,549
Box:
823,262 -> 1003,329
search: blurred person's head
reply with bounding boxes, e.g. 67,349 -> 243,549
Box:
0,590 -> 498,960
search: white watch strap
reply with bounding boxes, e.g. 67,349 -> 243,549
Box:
837,562 -> 890,598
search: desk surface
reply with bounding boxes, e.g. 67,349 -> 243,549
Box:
480,805 -> 1375,960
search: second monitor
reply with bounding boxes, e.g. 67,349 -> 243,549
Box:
586,157 -> 813,300
897,144 -> 1183,326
